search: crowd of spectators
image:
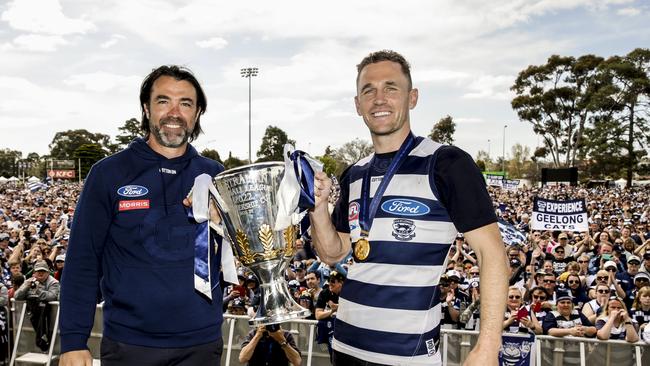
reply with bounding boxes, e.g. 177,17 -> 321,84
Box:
2,180 -> 650,362
439,184 -> 650,345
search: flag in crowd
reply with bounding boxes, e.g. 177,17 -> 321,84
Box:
26,181 -> 48,193
498,220 -> 527,247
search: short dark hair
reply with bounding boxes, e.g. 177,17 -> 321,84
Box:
356,50 -> 412,89
307,269 -> 321,279
139,65 -> 206,142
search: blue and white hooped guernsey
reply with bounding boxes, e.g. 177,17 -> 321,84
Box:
332,137 -> 458,365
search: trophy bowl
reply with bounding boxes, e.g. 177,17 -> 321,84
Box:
213,161 -> 311,325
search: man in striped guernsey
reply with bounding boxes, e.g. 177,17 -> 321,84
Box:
309,50 -> 508,365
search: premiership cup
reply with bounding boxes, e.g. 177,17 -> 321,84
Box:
213,162 -> 311,325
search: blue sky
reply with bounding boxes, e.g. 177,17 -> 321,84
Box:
1,0 -> 648,162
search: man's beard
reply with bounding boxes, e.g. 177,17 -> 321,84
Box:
150,117 -> 192,148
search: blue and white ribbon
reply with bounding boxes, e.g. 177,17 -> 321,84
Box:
190,174 -> 238,300
274,144 -> 323,231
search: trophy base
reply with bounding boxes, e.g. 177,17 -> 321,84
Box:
248,279 -> 311,326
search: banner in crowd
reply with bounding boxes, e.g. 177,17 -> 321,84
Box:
531,197 -> 588,231
485,174 -> 520,189
486,174 -> 504,187
499,333 -> 536,366
498,220 -> 527,246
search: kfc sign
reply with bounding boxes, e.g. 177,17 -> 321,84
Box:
48,170 -> 76,179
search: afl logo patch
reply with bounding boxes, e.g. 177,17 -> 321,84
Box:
348,202 -> 360,220
117,185 -> 149,197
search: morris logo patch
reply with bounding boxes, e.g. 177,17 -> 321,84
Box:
118,200 -> 150,211
381,198 -> 430,216
117,185 -> 149,197
392,218 -> 416,241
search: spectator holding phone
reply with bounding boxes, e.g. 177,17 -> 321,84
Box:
596,296 -> 639,342
503,286 -> 541,334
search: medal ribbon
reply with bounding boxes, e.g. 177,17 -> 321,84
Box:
359,132 -> 416,235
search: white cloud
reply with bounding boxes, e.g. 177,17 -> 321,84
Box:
462,75 -> 516,100
1,34 -> 67,52
617,7 -> 641,16
196,37 -> 228,50
455,117 -> 485,124
101,34 -> 126,49
63,72 -> 142,93
1,0 -> 95,35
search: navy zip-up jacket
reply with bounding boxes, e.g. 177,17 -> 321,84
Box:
60,138 -> 224,352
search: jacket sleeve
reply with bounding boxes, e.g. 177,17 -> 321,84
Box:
39,278 -> 60,302
59,165 -> 112,353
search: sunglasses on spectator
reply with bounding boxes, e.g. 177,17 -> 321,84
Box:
470,272 -> 479,275
508,295 -> 521,300
568,280 -> 580,284
596,276 -> 608,280
605,268 -> 616,272
555,250 -> 564,254
532,295 -> 547,300
597,289 -> 610,294
543,279 -> 555,284
578,260 -> 589,263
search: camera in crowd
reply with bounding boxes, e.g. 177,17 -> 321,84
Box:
265,323 -> 280,332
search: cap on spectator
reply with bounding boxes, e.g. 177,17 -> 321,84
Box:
510,258 -> 522,267
644,252 -> 650,260
245,274 -> 259,285
329,271 -> 346,282
229,297 -> 246,309
33,260 -> 49,272
535,269 -> 547,276
558,233 -> 568,239
556,289 -> 573,302
446,270 -> 461,280
627,255 -> 641,264
62,235 -> 69,241
0,233 -> 9,240
294,262 -> 306,270
55,254 -> 65,262
288,279 -> 300,289
603,261 -> 617,270
634,272 -> 650,282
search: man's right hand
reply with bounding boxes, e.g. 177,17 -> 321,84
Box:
313,171 -> 332,212
59,350 -> 92,366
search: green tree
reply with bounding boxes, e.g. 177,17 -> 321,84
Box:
49,129 -> 112,159
0,149 -> 22,177
201,148 -> 223,165
590,48 -> 650,187
475,150 -> 493,171
115,118 -> 142,149
256,126 -> 295,162
428,115 -> 456,145
223,152 -> 247,170
507,144 -> 533,179
511,54 -> 603,167
73,143 -> 107,179
332,138 -> 374,167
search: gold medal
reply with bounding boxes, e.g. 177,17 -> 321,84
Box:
354,238 -> 370,261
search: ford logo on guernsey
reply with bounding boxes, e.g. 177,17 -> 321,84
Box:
117,185 -> 149,197
381,198 -> 430,216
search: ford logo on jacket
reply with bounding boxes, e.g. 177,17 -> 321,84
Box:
381,198 -> 430,216
117,185 -> 149,197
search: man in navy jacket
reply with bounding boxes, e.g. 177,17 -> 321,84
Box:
60,65 -> 226,366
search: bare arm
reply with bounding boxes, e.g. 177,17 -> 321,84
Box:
463,223 -> 508,364
309,172 -> 351,265
239,330 -> 263,363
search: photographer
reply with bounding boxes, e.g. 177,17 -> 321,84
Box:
14,260 -> 59,302
239,324 -> 302,366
